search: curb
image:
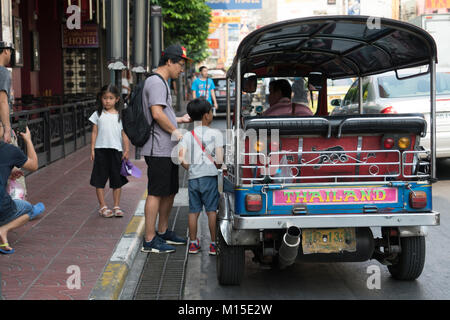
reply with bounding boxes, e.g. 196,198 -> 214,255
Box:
89,193 -> 147,300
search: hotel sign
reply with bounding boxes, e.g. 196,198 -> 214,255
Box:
62,24 -> 99,48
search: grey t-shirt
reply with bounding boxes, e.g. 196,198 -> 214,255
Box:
179,126 -> 224,180
140,74 -> 176,157
0,66 -> 12,112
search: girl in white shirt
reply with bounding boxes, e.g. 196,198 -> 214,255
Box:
89,84 -> 130,218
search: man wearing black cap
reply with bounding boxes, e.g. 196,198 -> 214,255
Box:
0,42 -> 14,144
141,44 -> 192,253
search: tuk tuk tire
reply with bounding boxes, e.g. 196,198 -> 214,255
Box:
216,224 -> 245,285
387,236 -> 426,281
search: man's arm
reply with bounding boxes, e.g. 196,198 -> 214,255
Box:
211,89 -> 218,110
20,127 -> 38,172
151,105 -> 182,140
0,91 -> 11,143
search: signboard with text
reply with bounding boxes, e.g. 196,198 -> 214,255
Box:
426,0 -> 450,9
207,38 -> 220,49
62,24 -> 99,48
206,0 -> 262,10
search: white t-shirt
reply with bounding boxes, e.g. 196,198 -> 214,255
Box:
89,110 -> 124,152
122,78 -> 130,95
179,126 -> 223,180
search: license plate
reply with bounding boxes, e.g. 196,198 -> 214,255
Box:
302,228 -> 356,254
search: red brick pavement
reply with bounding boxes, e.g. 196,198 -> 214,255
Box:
0,146 -> 148,300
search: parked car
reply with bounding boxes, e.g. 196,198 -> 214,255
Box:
212,78 -> 252,114
331,69 -> 450,158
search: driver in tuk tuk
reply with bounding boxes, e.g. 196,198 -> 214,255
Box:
262,79 -> 313,116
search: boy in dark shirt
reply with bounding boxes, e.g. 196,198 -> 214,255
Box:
0,127 -> 44,254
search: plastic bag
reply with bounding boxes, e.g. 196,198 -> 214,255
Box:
7,179 -> 26,200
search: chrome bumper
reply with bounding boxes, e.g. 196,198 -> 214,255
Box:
232,212 -> 440,230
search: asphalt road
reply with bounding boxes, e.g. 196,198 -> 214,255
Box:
182,118 -> 450,300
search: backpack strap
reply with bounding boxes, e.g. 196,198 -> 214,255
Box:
191,129 -> 216,166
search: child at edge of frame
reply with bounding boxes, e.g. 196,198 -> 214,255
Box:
89,84 -> 130,218
178,98 -> 224,255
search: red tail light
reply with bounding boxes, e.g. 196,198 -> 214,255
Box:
383,138 -> 395,149
381,106 -> 397,114
245,194 -> 263,212
409,191 -> 427,209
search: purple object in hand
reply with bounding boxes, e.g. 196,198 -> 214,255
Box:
120,160 -> 142,178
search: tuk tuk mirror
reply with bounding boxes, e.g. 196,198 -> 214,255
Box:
308,72 -> 324,91
330,98 -> 341,107
242,74 -> 257,93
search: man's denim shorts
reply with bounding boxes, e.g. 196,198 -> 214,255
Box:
0,199 -> 33,226
188,176 -> 219,213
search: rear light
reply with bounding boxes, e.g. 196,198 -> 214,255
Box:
398,137 -> 410,149
383,138 -> 395,149
381,106 -> 397,114
254,140 -> 265,153
245,194 -> 263,212
409,191 -> 427,209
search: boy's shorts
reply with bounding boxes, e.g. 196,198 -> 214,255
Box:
90,148 -> 128,189
188,176 -> 219,213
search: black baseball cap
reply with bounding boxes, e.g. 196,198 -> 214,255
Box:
0,41 -> 15,50
162,44 -> 192,62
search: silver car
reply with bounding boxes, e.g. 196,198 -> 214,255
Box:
331,69 -> 450,158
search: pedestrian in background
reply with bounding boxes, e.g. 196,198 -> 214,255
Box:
122,70 -> 132,104
191,66 -> 219,115
140,44 -> 192,254
0,127 -> 45,254
178,98 -> 223,255
89,84 -> 130,218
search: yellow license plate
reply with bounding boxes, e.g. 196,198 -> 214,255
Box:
302,228 -> 356,254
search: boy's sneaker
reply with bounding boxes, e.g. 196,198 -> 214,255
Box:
141,236 -> 175,253
158,229 -> 187,245
209,242 -> 217,256
188,239 -> 201,254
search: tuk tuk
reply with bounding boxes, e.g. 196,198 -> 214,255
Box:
216,16 -> 440,285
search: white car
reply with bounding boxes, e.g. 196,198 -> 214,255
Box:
331,69 -> 450,158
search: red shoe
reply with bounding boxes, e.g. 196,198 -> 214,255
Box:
188,239 -> 200,254
209,243 -> 217,256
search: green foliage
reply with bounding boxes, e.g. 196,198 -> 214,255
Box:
151,0 -> 211,63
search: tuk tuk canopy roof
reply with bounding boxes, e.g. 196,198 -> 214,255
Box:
227,16 -> 438,80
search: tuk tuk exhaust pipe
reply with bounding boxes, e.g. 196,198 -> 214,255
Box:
278,226 -> 301,269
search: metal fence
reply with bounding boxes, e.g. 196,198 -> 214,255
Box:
11,99 -> 97,169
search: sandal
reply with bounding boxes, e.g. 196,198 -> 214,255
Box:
113,207 -> 124,218
99,206 -> 114,218
0,243 -> 15,255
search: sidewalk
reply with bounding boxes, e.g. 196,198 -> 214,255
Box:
0,145 -> 148,300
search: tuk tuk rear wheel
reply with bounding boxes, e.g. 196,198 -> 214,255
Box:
387,236 -> 426,281
216,223 -> 245,285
